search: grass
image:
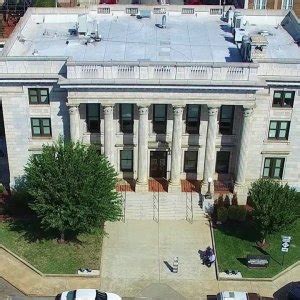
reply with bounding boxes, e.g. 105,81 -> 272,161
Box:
0,220 -> 103,274
214,218 -> 300,278
32,0 -> 56,7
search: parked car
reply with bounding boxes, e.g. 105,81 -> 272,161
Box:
56,289 -> 122,300
217,291 -> 272,300
287,282 -> 300,300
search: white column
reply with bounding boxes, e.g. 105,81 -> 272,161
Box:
136,105 -> 149,191
68,104 -> 80,142
244,0 -> 249,9
203,105 -> 219,195
103,105 -> 114,165
169,105 -> 184,191
234,106 -> 254,204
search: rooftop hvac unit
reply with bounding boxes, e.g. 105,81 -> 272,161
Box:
240,34 -> 268,62
228,10 -> 234,27
78,14 -> 88,35
234,15 -> 245,29
234,28 -> 248,43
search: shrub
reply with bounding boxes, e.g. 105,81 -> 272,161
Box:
249,178 -> 299,244
224,195 -> 231,208
215,195 -> 224,208
232,193 -> 238,206
228,205 -> 247,222
217,207 -> 228,223
0,184 -> 4,193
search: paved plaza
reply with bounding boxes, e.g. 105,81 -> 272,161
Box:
99,219 -> 218,299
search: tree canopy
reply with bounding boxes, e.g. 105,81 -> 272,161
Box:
249,178 -> 299,243
25,138 -> 122,241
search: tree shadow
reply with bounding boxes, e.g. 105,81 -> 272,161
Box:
7,217 -> 58,242
253,245 -> 281,266
236,257 -> 248,267
216,221 -> 260,243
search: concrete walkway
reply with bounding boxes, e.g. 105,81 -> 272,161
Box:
100,219 -> 217,299
100,219 -> 300,300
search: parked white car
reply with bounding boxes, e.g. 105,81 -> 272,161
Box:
56,289 -> 122,300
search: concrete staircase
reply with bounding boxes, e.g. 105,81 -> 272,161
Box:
123,192 -> 205,221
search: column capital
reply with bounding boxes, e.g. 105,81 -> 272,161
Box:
173,105 -> 184,115
103,105 -> 114,115
243,106 -> 254,117
207,105 -> 220,116
67,103 -> 79,108
138,105 -> 149,115
67,104 -> 79,115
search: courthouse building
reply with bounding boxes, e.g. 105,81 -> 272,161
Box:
0,5 -> 299,203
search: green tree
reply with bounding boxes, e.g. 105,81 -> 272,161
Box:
25,138 -> 122,242
249,178 -> 298,245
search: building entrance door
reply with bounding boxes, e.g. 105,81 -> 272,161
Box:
150,151 -> 167,178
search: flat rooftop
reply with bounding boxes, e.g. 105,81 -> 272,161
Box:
4,7 -> 300,62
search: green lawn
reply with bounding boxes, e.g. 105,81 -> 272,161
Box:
0,221 -> 103,274
33,0 -> 56,7
214,219 -> 300,278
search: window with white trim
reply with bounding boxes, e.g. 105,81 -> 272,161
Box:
254,0 -> 267,9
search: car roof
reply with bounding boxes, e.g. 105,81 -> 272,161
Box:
75,289 -> 96,299
220,291 -> 248,300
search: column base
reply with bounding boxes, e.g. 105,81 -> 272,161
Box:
233,183 -> 249,205
135,182 -> 148,192
168,182 -> 181,193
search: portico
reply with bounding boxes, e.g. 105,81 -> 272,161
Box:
67,95 -> 255,202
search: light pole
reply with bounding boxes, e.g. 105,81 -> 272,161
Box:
205,177 -> 213,199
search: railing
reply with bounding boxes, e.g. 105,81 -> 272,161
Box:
186,191 -> 193,224
120,188 -> 127,223
66,61 -> 259,82
153,181 -> 159,223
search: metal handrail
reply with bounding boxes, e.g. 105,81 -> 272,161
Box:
186,190 -> 193,224
120,188 -> 126,223
153,180 -> 160,223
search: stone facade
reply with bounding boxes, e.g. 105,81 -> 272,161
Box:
0,7 -> 299,204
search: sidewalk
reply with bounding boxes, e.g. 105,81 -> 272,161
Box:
0,245 -> 100,297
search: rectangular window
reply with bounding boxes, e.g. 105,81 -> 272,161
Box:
263,158 -> 285,179
28,88 -> 49,104
216,151 -> 230,174
219,106 -> 234,135
153,104 -> 167,134
186,105 -> 201,134
86,104 -> 100,133
268,121 -> 290,140
254,0 -> 267,9
282,0 -> 293,9
120,150 -> 133,172
184,151 -> 198,173
31,118 -> 52,137
120,104 -> 134,134
273,91 -> 295,108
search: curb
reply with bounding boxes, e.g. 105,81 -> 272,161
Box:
0,244 -> 100,278
209,225 -> 300,282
